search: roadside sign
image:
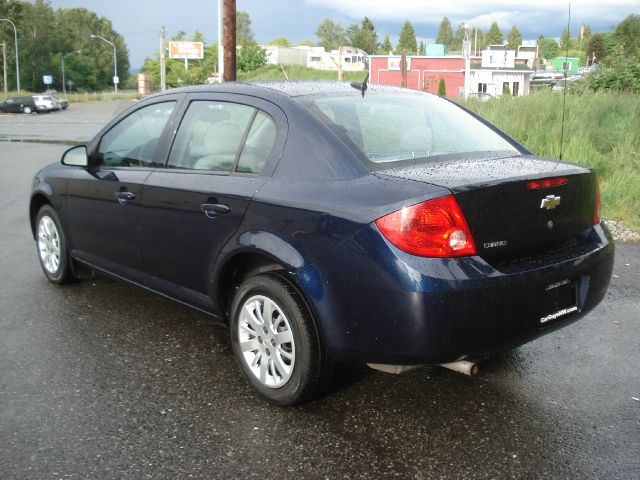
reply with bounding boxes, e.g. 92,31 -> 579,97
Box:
113,76 -> 120,84
168,41 -> 204,59
43,75 -> 53,85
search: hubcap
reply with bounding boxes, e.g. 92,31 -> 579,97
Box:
37,215 -> 61,274
238,295 -> 295,388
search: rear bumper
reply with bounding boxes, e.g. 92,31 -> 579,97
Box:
296,223 -> 614,364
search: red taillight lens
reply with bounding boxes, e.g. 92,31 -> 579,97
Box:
527,177 -> 568,189
594,177 -> 601,225
375,195 -> 477,257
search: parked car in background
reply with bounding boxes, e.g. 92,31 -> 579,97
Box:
33,95 -> 61,112
29,81 -> 614,405
53,97 -> 69,110
0,95 -> 37,114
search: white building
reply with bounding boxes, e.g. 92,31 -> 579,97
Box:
470,49 -> 534,97
263,45 -> 368,72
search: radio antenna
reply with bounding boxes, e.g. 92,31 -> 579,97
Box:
559,2 -> 571,160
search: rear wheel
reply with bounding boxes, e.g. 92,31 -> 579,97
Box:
35,205 -> 74,284
22,106 -> 32,114
230,273 -> 333,405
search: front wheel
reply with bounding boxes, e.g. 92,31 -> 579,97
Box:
230,273 -> 333,405
35,205 -> 74,284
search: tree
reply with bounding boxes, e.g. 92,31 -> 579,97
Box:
436,17 -> 454,51
587,33 -> 608,64
237,41 -> 267,72
614,14 -> 640,56
237,10 -> 254,44
298,40 -> 315,47
379,35 -> 393,54
560,27 -> 573,52
453,23 -> 466,52
471,27 -> 485,53
315,19 -> 346,51
485,21 -> 503,46
506,26 -> 522,51
580,24 -> 592,50
397,20 -> 417,54
538,38 -> 559,60
418,40 -> 425,56
345,17 -> 378,53
437,77 -> 446,96
269,36 -> 291,47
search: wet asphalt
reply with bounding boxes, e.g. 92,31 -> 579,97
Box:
0,103 -> 639,479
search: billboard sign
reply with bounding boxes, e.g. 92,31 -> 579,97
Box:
168,41 -> 204,59
481,50 -> 515,69
387,56 -> 411,71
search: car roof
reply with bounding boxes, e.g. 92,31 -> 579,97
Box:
147,80 -> 419,102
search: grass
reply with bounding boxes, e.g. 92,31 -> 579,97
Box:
237,64 -> 367,82
461,90 -> 640,230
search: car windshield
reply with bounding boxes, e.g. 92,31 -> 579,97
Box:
307,93 -> 519,165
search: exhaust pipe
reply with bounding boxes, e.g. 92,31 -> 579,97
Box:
440,360 -> 479,376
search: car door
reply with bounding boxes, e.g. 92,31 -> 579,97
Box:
64,98 -> 180,281
140,93 -> 286,310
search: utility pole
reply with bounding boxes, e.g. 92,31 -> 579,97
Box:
1,43 -> 7,99
217,0 -> 224,81
463,24 -> 471,100
400,49 -> 407,88
223,0 -> 236,81
160,25 -> 166,91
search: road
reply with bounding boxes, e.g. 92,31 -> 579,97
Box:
1,103 -> 639,479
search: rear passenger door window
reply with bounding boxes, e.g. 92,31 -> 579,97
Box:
167,100 -> 276,174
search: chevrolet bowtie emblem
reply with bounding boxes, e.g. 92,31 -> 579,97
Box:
540,195 -> 561,210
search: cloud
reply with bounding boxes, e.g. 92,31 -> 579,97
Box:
304,0 -> 636,27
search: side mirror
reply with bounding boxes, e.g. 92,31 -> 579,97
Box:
61,145 -> 88,167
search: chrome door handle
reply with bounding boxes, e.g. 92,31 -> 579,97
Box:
200,203 -> 230,218
115,191 -> 136,204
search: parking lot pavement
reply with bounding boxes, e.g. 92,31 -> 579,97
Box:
0,100 -> 133,143
1,137 -> 639,479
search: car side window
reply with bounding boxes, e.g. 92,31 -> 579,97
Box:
167,101 -> 255,172
97,101 -> 176,168
236,111 -> 277,174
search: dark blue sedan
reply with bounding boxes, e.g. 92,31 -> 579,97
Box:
30,82 -> 614,405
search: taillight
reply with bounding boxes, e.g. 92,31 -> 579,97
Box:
527,177 -> 568,189
375,195 -> 477,257
594,177 -> 601,225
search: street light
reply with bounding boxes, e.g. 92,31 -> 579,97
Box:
90,34 -> 118,94
62,50 -> 81,95
0,18 -> 20,92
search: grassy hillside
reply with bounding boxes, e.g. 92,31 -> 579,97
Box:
462,90 -> 640,230
237,65 -> 367,81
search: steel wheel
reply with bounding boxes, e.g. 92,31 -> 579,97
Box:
230,273 -> 333,405
238,295 -> 296,388
35,205 -> 74,284
38,215 -> 61,275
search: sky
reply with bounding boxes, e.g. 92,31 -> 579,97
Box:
49,0 -> 638,69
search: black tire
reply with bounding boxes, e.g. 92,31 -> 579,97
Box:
35,205 -> 75,284
230,273 -> 333,406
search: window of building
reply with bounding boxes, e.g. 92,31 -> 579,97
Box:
513,81 -> 520,96
478,83 -> 487,93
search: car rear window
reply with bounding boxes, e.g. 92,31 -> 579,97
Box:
307,93 -> 519,165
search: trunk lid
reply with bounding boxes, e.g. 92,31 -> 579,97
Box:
377,155 -> 598,258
